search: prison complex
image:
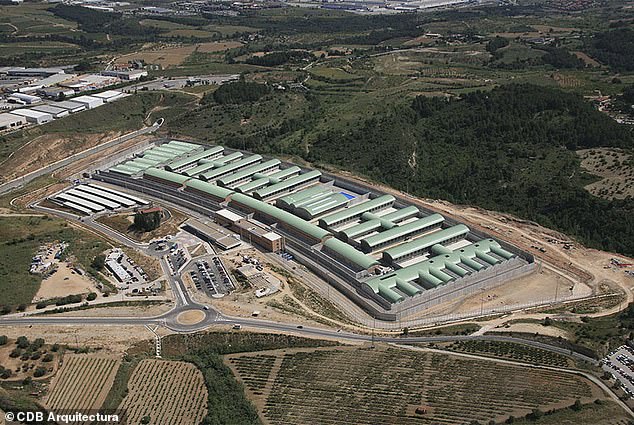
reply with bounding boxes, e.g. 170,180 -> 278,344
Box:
92,140 -> 535,320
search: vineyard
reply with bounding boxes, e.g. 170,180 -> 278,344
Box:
227,346 -> 609,425
443,340 -> 574,367
116,359 -> 207,425
45,355 -> 120,413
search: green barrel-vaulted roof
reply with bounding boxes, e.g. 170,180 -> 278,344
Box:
143,167 -> 191,185
165,146 -> 224,171
183,151 -> 244,177
360,213 -> 445,252
318,195 -> 395,228
322,237 -> 379,270
184,178 -> 235,199
380,223 -> 468,262
229,193 -> 330,241
235,166 -> 301,194
216,159 -> 281,187
252,170 -> 321,200
199,154 -> 262,182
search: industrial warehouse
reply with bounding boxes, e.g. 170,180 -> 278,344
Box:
86,140 -> 535,320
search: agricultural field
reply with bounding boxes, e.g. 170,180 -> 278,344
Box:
116,359 -> 207,425
226,346 -> 620,425
45,355 -> 119,412
441,340 -> 574,367
0,336 -> 60,381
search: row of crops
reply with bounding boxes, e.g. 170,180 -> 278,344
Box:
230,347 -> 596,425
445,340 -> 573,367
45,356 -> 120,412
116,359 -> 207,425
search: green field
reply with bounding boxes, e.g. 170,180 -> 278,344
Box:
0,216 -> 110,309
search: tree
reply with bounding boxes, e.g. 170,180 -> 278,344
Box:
87,292 -> 97,301
571,399 -> 583,411
0,305 -> 11,315
91,254 -> 106,271
33,367 -> 47,378
0,335 -> 7,346
43,353 -> 54,362
133,210 -> 161,232
16,336 -> 29,349
543,317 -> 553,326
486,36 -> 509,53
16,304 -> 26,312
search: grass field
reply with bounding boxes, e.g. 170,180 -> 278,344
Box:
45,355 -> 120,412
226,346 -> 616,425
116,359 -> 207,425
0,216 -> 110,309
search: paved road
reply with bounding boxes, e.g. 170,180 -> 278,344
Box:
0,121 -> 162,196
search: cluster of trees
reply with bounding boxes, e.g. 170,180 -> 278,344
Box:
208,81 -> 271,104
585,28 -> 634,71
133,210 -> 162,232
486,36 -> 509,53
245,51 -> 314,67
541,47 -> 585,69
307,84 -> 634,256
51,5 -> 160,36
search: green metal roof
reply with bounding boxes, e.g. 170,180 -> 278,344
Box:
165,146 -> 224,171
295,193 -> 350,220
131,158 -> 162,167
167,140 -> 200,149
143,167 -> 191,185
322,237 -> 379,270
216,159 -> 280,187
183,152 -> 243,177
150,146 -> 183,156
109,166 -> 135,176
141,150 -> 174,160
381,224 -> 469,263
360,213 -> 445,252
364,239 -> 513,304
200,155 -> 263,182
229,193 -> 330,240
162,143 -> 196,153
340,205 -> 420,241
184,179 -> 235,200
234,166 -> 301,193
252,170 -> 321,200
275,184 -> 326,209
318,195 -> 395,228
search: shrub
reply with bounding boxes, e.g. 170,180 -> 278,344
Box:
87,292 -> 98,301
0,335 -> 7,345
33,367 -> 47,378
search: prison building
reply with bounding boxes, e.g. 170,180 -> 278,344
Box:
321,237 -> 379,273
166,140 -> 201,150
294,193 -> 351,220
199,155 -> 263,182
161,141 -> 199,154
234,166 -> 301,194
359,213 -> 445,253
110,164 -> 141,176
276,186 -> 329,211
216,159 -> 281,188
229,193 -> 330,244
183,151 -> 244,177
182,219 -> 241,251
65,188 -> 120,210
184,179 -> 235,203
143,167 -> 191,188
74,185 -> 137,208
381,224 -> 470,265
87,184 -> 149,205
338,205 -> 420,243
318,195 -> 395,230
363,239 -> 514,304
55,193 -> 105,212
164,146 -> 224,172
251,170 -> 322,201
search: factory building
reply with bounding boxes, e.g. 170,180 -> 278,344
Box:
0,113 -> 27,131
10,109 -> 53,124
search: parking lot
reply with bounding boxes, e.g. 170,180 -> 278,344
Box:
187,256 -> 235,297
602,345 -> 634,397
167,243 -> 188,273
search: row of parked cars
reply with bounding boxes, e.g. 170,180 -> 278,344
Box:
602,345 -> 634,397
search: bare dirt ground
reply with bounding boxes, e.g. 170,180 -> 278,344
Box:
488,322 -> 570,338
97,208 -> 188,243
177,310 -> 205,325
0,131 -> 121,182
116,44 -> 197,68
50,302 -> 173,318
578,148 -> 634,200
0,325 -> 158,354
34,262 -> 95,302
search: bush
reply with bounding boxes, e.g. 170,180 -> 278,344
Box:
0,305 -> 11,315
91,254 -> 106,271
0,335 -> 7,346
9,348 -> 21,358
16,304 -> 26,312
16,336 -> 29,349
33,367 -> 47,378
43,353 -> 54,362
36,302 -> 47,309
86,292 -> 98,301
